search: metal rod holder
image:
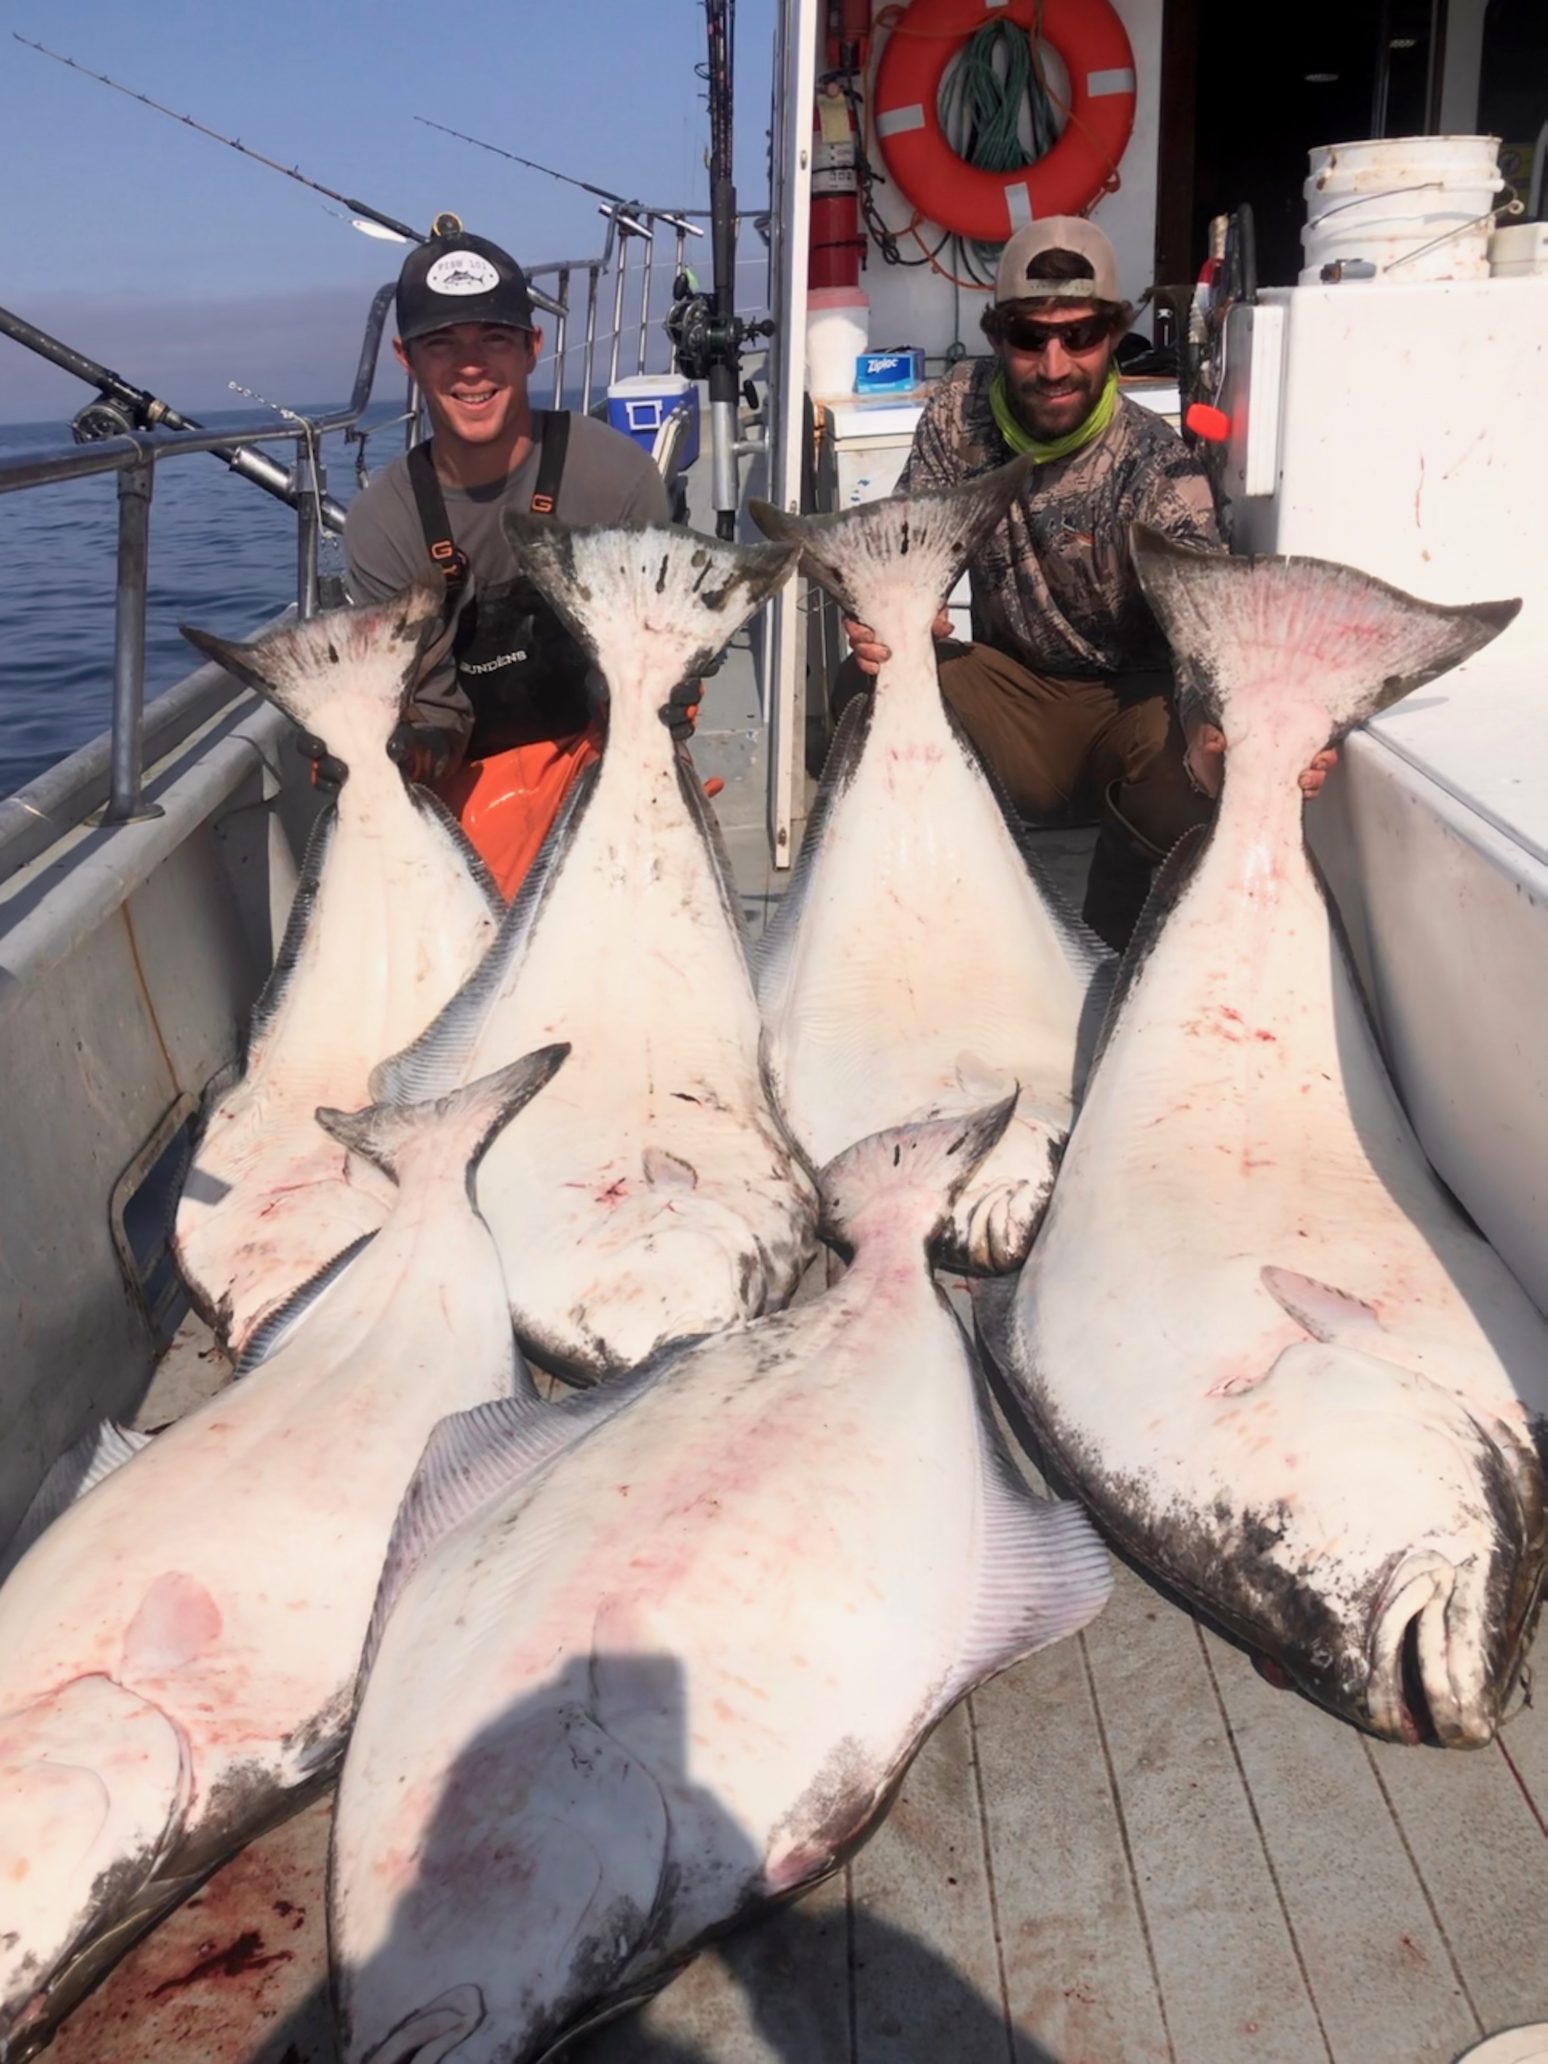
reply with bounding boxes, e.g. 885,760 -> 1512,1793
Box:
581,266 -> 601,414
551,266 -> 571,410
638,232 -> 655,377
95,462 -> 163,827
294,442 -> 321,620
608,237 -> 630,390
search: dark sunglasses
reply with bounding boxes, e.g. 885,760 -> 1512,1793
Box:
988,311 -> 1114,355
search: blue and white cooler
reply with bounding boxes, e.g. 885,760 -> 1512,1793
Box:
605,373 -> 701,469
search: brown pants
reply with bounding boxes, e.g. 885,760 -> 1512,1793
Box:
831,641 -> 1213,950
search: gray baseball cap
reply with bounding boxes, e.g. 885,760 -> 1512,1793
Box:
993,218 -> 1122,305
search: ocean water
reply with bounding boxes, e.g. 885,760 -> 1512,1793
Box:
0,403 -> 414,800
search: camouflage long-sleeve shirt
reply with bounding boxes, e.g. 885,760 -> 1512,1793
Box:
898,358 -> 1222,679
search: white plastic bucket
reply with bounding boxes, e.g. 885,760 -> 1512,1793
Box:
1300,135 -> 1502,284
806,286 -> 869,398
1490,222 -> 1548,278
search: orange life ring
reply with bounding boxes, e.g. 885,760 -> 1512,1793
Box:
873,0 -> 1136,243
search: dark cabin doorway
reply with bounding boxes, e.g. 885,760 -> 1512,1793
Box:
1156,0 -> 1447,290
1479,0 -> 1548,206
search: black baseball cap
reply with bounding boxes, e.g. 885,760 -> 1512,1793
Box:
396,231 -> 536,342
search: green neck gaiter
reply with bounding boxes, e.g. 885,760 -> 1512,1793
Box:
990,364 -> 1119,464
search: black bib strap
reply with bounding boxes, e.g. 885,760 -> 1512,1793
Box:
406,440 -> 468,592
408,413 -> 572,585
530,410 -> 570,515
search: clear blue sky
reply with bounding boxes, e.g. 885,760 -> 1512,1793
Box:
0,0 -> 776,419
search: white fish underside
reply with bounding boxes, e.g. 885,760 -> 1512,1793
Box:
377,523 -> 817,1381
1021,783 -> 1548,1505
998,542 -> 1546,1740
0,1066 -> 534,2051
175,594 -> 499,1352
458,759 -> 813,1374
332,1111 -> 1108,2064
752,465 -> 1106,1273
761,682 -> 1098,1270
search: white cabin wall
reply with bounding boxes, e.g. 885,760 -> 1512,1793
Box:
856,0 -> 1165,366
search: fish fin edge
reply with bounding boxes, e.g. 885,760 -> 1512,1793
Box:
1,1421 -> 155,1580
358,1342 -> 692,1683
233,1229 -> 380,1375
953,1411 -> 1113,1693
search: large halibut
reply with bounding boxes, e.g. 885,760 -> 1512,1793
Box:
176,587 -> 501,1351
329,1100 -> 1109,2064
980,532 -> 1545,1746
750,462 -> 1111,1272
0,1046 -> 563,2058
376,519 -> 817,1383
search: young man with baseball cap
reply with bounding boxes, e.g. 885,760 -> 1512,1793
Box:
839,218 -> 1331,948
341,228 -> 674,891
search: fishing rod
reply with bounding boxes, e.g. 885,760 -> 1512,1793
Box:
13,35 -> 423,245
413,117 -> 704,239
0,299 -> 393,532
417,100 -> 767,536
683,0 -> 774,540
15,36 -> 574,323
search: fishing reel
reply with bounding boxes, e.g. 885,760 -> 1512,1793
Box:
665,280 -> 715,380
666,273 -> 775,383
71,396 -> 141,444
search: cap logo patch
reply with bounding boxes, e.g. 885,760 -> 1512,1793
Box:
426,253 -> 500,296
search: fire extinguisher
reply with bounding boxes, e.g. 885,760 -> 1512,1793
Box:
810,76 -> 865,291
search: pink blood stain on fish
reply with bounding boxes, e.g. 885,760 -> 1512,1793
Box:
122,1574 -> 224,1674
1182,1004 -> 1281,1047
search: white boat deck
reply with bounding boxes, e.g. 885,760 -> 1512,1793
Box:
42,621 -> 1548,2064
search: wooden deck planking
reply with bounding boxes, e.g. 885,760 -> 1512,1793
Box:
844,1699 -> 1013,2063
719,818 -> 783,951
1081,1562 -> 1332,2064
1360,1723 -> 1548,2040
1493,1692 -> 1548,1831
968,1334 -> 1173,2064
46,1796 -> 336,2064
971,1630 -> 1173,2064
1201,1622 -> 1482,2063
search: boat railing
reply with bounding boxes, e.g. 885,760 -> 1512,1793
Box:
530,201 -> 703,410
0,283 -> 399,833
0,203 -> 767,853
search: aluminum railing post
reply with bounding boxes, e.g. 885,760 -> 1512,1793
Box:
97,461 -> 163,826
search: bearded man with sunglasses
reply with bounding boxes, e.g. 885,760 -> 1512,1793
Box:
839,218 -> 1332,949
